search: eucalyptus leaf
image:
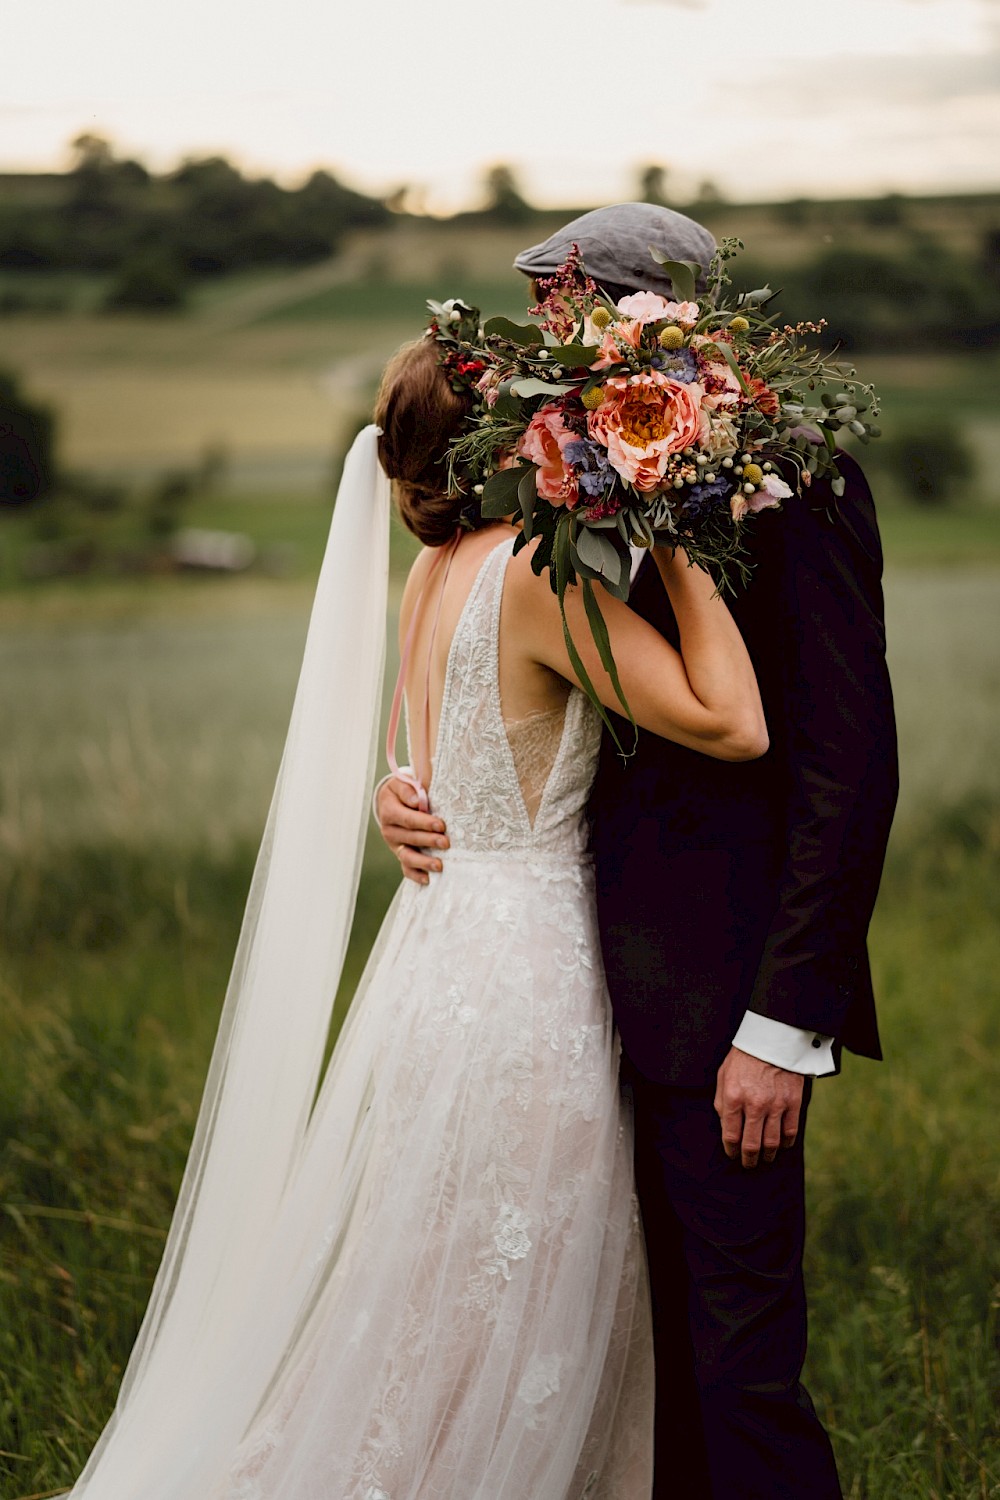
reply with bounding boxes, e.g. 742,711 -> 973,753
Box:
545,344 -> 601,367
646,248 -> 699,303
599,567 -> 632,603
481,463 -> 528,518
493,390 -> 524,422
483,316 -> 543,346
582,579 -> 636,735
509,377 -> 576,399
738,286 -> 775,306
576,526 -> 624,587
517,464 -> 537,541
554,525 -> 632,757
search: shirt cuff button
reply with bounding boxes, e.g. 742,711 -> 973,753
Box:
811,1036 -> 822,1048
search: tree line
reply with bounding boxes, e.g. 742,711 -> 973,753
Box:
0,134 -> 392,306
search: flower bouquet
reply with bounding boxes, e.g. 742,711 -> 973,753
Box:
426,238 -> 880,744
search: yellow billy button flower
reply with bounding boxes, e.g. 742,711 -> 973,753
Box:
742,462 -> 764,486
581,386 -> 605,410
591,306 -> 613,330
658,325 -> 685,350
729,316 -> 751,334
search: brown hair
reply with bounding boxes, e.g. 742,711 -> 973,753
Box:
374,337 -> 471,548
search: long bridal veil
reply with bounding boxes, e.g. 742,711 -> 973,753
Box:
68,425 -> 391,1498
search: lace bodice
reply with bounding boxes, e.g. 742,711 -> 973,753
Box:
419,538 -> 602,861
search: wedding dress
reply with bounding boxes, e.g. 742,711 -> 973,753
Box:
66,432 -> 652,1500
213,535 -> 653,1499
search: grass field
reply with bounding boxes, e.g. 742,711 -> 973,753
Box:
1,534 -> 999,1497
1,230 -> 999,1494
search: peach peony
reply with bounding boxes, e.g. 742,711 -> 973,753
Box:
517,408 -> 579,507
588,371 -> 703,492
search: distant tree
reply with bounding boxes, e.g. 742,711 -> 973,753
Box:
982,228 -> 1000,291
482,164 -> 533,224
70,132 -> 116,172
885,424 -> 976,506
777,197 -> 812,228
861,192 -> 907,229
103,249 -> 188,312
695,178 -> 724,205
638,163 -> 669,205
0,135 -> 390,283
788,240 -> 1000,351
0,371 -> 56,506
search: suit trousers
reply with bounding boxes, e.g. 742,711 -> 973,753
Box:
622,1063 -> 843,1499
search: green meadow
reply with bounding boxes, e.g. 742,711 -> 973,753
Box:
1,215 -> 999,1498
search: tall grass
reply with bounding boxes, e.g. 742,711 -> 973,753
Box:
1,559 -> 998,1497
1,803 -> 997,1497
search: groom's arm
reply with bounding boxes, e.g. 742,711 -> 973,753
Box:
742,451 -> 899,1044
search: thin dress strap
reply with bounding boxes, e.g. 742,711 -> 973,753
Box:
385,531 -> 461,812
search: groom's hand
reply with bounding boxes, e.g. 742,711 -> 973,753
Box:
377,777 -> 449,886
714,1047 -> 804,1169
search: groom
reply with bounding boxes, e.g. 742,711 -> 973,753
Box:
377,203 -> 898,1498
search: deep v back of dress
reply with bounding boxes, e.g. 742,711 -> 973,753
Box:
427,536 -> 601,861
207,537 -> 653,1500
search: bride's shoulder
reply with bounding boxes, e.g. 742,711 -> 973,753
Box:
505,536 -> 556,608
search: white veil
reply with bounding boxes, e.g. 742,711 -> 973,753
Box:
67,424 -> 391,1498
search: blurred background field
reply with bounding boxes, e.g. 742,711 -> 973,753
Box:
1,147 -> 999,1498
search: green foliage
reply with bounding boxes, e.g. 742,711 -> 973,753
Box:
0,369 -> 56,506
102,248 -> 188,312
0,555 -> 997,1494
731,234 -> 1000,352
883,424 -> 977,507
0,135 -> 390,285
480,164 -> 534,225
1,803 -> 998,1496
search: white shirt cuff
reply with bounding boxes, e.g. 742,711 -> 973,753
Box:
732,1010 -> 836,1076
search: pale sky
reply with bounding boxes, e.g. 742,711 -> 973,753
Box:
4,0 -> 999,209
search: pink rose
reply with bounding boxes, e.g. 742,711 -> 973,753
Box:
732,472 -> 793,522
588,371 -> 703,492
661,299 -> 701,327
615,290 -> 673,325
749,473 -> 792,511
517,408 -> 579,507
691,334 -> 742,408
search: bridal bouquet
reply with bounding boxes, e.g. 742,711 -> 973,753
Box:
426,238 -> 880,742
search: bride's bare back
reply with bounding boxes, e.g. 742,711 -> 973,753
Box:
399,524 -> 571,822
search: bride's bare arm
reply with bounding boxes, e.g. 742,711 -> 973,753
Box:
514,544 -> 767,761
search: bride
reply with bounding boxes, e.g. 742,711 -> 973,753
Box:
64,336 -> 766,1500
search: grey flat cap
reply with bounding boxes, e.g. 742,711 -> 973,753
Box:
514,202 -> 717,296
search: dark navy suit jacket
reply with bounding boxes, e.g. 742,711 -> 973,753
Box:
589,452 -> 899,1087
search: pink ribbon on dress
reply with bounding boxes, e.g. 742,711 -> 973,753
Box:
385,530 -> 462,813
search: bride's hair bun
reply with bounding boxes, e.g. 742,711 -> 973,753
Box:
374,338 -> 472,548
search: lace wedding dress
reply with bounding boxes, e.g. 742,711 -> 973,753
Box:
204,534 -> 653,1500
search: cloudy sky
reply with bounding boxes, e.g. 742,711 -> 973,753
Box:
4,0 -> 999,208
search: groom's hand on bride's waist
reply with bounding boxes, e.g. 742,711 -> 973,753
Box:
714,1048 -> 805,1169
375,775 -> 450,886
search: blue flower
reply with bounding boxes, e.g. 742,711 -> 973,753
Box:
680,476 -> 733,520
651,349 -> 699,384
564,438 -> 616,498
